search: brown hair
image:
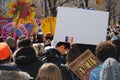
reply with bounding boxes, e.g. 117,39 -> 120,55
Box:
66,43 -> 82,64
95,41 -> 117,62
35,63 -> 62,80
45,33 -> 53,41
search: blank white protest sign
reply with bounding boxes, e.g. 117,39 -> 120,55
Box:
54,7 -> 109,45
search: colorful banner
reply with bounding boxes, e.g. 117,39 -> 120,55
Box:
25,23 -> 34,32
0,18 -> 8,33
8,0 -> 36,24
68,49 -> 100,80
0,18 -> 8,24
41,17 -> 56,35
2,22 -> 28,40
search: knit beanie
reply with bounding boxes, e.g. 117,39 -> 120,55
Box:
0,42 -> 11,61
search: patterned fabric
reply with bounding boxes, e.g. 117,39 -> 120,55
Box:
99,58 -> 120,80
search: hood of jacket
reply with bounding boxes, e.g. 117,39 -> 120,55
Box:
0,70 -> 33,80
13,47 -> 38,65
100,58 -> 120,80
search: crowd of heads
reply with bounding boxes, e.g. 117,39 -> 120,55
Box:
0,32 -> 72,80
106,24 -> 120,41
0,24 -> 120,80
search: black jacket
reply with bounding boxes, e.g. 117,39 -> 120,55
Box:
15,56 -> 44,79
41,49 -> 73,80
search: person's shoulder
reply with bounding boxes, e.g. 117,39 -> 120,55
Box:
60,64 -> 73,80
89,65 -> 102,80
0,70 -> 33,80
0,63 -> 20,71
90,64 -> 102,75
44,46 -> 52,51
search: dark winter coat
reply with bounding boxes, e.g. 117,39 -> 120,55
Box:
40,49 -> 73,80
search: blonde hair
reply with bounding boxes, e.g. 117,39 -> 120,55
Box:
35,63 -> 63,80
33,43 -> 45,57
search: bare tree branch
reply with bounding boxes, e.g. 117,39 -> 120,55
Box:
59,0 -> 69,6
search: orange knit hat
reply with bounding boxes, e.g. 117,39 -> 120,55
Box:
0,42 -> 11,61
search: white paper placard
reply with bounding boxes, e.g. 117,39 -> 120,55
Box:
54,7 -> 109,45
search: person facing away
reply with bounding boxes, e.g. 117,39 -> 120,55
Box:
35,62 -> 63,80
0,42 -> 18,70
0,36 -> 4,42
40,41 -> 72,80
6,33 -> 15,53
66,43 -> 83,80
44,32 -> 53,51
33,43 -> 45,58
17,38 -> 32,48
111,34 -> 120,62
0,42 -> 32,80
99,58 -> 120,80
89,41 -> 117,80
12,46 -> 44,79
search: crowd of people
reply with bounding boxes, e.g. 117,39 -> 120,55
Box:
0,24 -> 120,80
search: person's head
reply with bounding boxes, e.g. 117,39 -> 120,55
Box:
67,43 -> 82,64
44,32 -> 53,41
18,35 -> 26,41
13,46 -> 38,65
95,41 -> 117,62
111,35 -> 118,41
18,38 -> 32,48
44,33 -> 53,47
112,37 -> 120,61
35,63 -> 62,80
33,43 -> 45,57
0,36 -> 4,42
55,41 -> 70,55
8,32 -> 12,37
37,32 -> 44,43
0,42 -> 11,64
6,36 -> 15,48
